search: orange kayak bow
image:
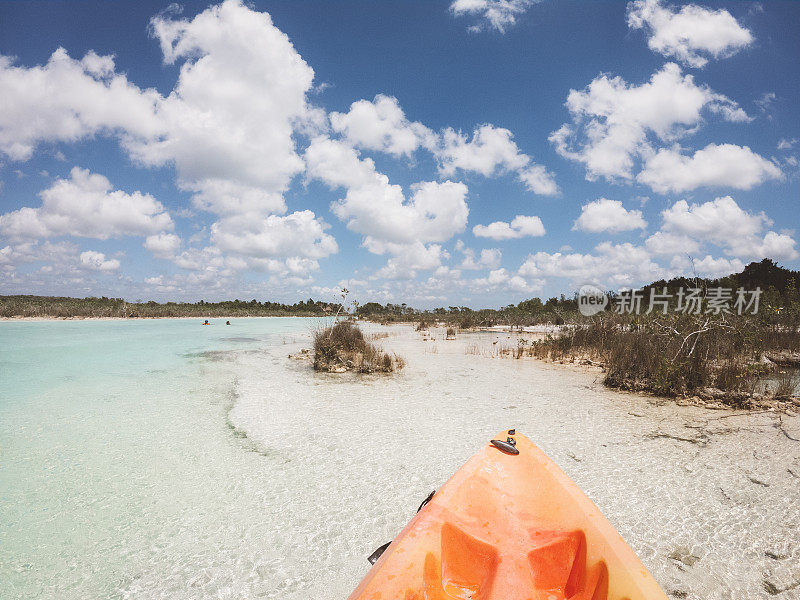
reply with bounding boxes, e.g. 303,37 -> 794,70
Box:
349,430 -> 668,600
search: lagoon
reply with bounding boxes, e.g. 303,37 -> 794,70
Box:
1,318 -> 798,599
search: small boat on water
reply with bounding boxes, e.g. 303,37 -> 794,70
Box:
349,430 -> 668,600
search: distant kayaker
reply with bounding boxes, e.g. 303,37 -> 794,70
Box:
203,320 -> 210,325
226,321 -> 231,325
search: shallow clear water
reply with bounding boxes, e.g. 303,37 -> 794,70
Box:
0,318 -> 309,599
1,319 -> 798,599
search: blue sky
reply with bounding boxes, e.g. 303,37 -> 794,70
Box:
0,0 -> 798,307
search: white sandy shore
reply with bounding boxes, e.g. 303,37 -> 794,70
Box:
226,323 -> 800,600
2,319 -> 796,600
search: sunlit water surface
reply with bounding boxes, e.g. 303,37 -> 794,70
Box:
1,318 -> 798,600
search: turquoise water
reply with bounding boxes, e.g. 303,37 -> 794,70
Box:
2,319 -> 798,599
0,318 -> 312,599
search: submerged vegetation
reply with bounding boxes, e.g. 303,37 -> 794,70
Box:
313,321 -> 404,374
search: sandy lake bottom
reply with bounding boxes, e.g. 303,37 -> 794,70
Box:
1,318 -> 798,599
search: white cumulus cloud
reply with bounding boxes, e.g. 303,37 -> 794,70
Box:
0,1 -> 319,217
211,210 -> 337,261
130,0 -> 317,213
518,241 -> 665,288
660,196 -> 767,240
649,196 -> 798,261
670,254 -> 745,278
0,167 -> 173,241
79,250 -> 120,272
473,215 -> 545,240
0,50 -> 161,161
450,0 -> 539,33
330,102 -> 557,195
645,231 -> 701,256
549,63 -> 750,183
329,95 -> 436,157
305,136 -> 468,278
627,0 -> 753,68
573,198 -> 647,233
637,143 -> 783,193
305,136 -> 469,246
373,242 -> 447,280
437,124 -> 558,195
456,242 -> 502,270
144,232 -> 181,258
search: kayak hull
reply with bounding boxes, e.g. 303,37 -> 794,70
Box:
348,430 -> 668,600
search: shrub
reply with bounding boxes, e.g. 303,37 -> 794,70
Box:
459,316 -> 474,329
523,313 -> 799,403
313,321 -> 403,373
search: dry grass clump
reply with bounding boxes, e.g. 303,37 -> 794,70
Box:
446,327 -> 456,339
313,321 -> 404,373
496,345 -> 513,358
523,314 -> 799,404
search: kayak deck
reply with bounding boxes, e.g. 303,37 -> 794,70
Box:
348,430 -> 668,600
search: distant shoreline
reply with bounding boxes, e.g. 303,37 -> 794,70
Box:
0,315 -> 326,322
